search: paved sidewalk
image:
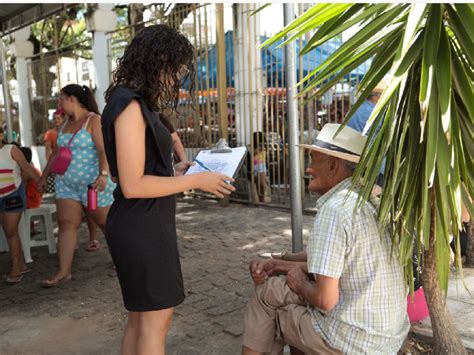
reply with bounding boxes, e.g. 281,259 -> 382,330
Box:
0,198 -> 473,354
411,268 -> 474,351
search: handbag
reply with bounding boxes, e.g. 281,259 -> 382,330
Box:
50,121 -> 83,175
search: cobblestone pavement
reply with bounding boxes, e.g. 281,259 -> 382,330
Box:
0,198 -> 314,354
2,198 -> 473,354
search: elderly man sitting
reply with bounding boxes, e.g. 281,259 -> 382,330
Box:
242,124 -> 409,355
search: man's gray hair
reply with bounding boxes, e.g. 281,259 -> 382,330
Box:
343,160 -> 357,173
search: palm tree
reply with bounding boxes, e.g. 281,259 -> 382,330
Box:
467,222 -> 474,266
264,4 -> 473,354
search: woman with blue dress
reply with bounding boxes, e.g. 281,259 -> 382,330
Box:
38,84 -> 115,287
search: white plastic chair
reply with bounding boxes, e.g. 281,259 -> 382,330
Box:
31,146 -> 47,171
18,204 -> 57,263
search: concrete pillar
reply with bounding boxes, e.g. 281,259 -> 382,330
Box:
233,4 -> 263,146
0,40 -> 13,143
86,4 -> 117,113
11,27 -> 34,146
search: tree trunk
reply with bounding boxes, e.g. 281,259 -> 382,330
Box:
421,199 -> 467,354
466,221 -> 474,266
128,4 -> 145,36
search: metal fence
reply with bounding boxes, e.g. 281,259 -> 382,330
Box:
27,41 -> 94,143
107,3 -> 370,211
8,4 -> 369,211
19,4 -> 95,144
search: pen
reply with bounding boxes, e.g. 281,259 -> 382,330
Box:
194,159 -> 233,185
194,159 -> 213,172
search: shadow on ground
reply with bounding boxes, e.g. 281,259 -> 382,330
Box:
0,198 -> 308,354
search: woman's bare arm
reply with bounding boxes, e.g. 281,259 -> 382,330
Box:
11,146 -> 41,182
45,141 -> 53,160
115,100 -> 235,199
89,115 -> 110,175
171,132 -> 188,162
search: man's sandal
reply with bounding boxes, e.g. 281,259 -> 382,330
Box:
258,251 -> 288,260
41,275 -> 72,288
85,239 -> 101,252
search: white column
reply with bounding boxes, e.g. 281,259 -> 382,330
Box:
92,31 -> 109,112
0,40 -> 13,143
233,4 -> 263,146
16,58 -> 32,145
86,4 -> 117,113
11,27 -> 34,146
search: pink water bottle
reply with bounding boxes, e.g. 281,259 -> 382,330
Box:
87,184 -> 98,211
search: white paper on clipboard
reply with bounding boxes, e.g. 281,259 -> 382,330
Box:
185,146 -> 247,178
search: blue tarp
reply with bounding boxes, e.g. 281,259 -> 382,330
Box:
196,30 -> 369,88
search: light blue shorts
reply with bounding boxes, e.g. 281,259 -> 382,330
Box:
55,176 -> 115,208
254,162 -> 267,175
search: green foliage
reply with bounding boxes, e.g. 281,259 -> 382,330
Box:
30,4 -> 91,59
264,4 -> 473,293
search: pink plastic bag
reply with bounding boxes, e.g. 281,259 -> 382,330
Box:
407,287 -> 429,323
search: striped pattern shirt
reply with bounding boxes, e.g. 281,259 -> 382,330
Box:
0,144 -> 22,197
307,178 -> 409,354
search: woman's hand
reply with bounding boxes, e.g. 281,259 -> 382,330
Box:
196,172 -> 235,198
174,160 -> 194,176
37,176 -> 48,193
93,175 -> 108,192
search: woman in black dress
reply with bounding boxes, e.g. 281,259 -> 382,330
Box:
101,25 -> 235,354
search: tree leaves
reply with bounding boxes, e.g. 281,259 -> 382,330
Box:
263,4 -> 473,293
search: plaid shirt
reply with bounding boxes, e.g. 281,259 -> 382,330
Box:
307,178 -> 409,354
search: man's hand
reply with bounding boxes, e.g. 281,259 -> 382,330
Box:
286,266 -> 308,294
249,258 -> 275,285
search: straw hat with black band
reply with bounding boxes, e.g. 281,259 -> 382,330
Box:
371,80 -> 387,95
298,123 -> 367,163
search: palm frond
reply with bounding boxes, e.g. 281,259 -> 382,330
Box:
262,3 -> 474,293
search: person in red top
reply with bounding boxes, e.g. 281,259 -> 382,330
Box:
44,108 -> 64,160
19,147 -> 42,209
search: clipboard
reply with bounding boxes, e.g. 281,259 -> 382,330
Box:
185,146 -> 247,179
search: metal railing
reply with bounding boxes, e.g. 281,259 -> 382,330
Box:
106,3 -> 371,211
2,3 -> 371,210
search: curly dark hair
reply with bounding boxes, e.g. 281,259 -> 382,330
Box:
105,24 -> 195,112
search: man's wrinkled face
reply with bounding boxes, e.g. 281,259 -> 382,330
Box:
306,151 -> 335,195
370,92 -> 381,104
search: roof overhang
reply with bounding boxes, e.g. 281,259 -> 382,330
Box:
0,4 -> 68,37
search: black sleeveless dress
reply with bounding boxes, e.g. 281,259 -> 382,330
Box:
101,86 -> 184,311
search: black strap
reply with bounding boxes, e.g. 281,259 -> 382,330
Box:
313,139 -> 359,156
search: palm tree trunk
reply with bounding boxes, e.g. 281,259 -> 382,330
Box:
466,221 -> 474,266
421,197 -> 467,354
